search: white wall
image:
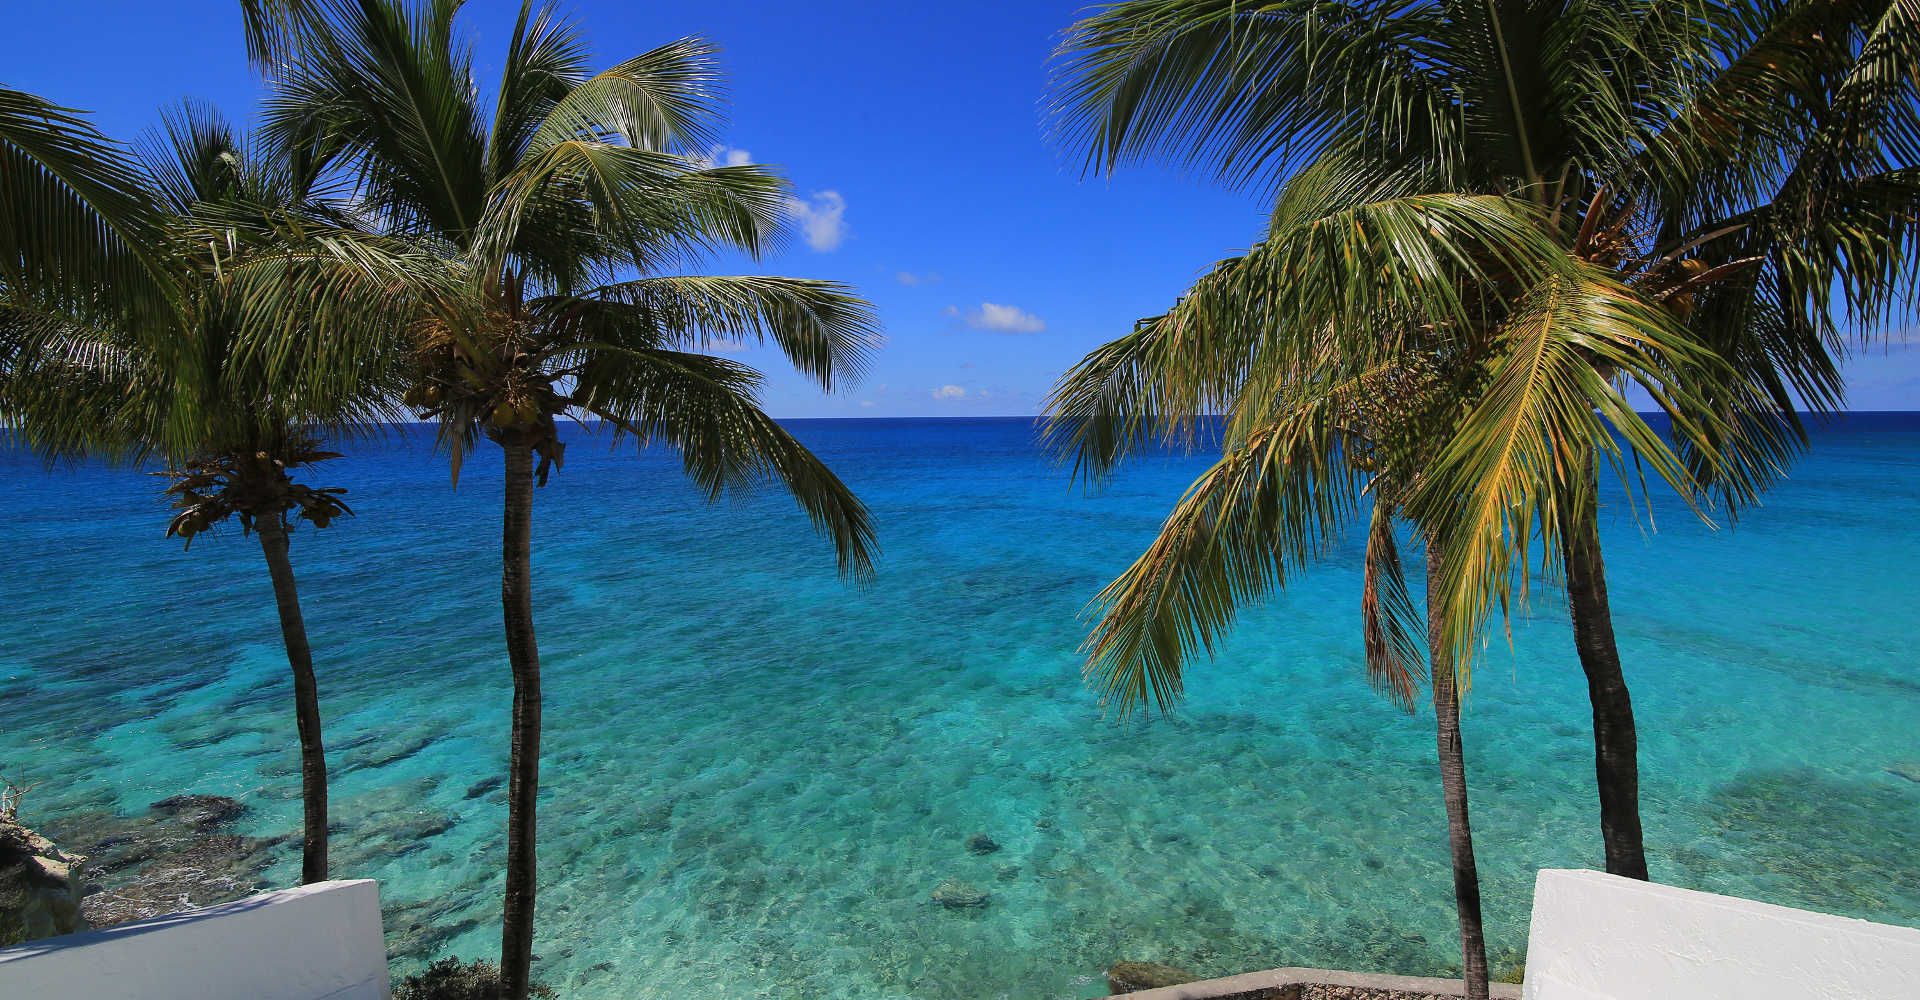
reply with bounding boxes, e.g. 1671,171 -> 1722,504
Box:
1524,869 -> 1920,1000
0,879 -> 390,1000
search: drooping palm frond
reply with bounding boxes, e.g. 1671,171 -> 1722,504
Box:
1408,266 -> 1759,675
1079,376 -> 1381,716
1362,501 -> 1426,712
567,347 -> 876,580
535,275 -> 878,391
0,88 -> 168,320
1046,187 -> 1561,482
1049,0 -> 1461,189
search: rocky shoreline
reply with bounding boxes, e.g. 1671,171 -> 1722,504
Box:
40,794 -> 280,930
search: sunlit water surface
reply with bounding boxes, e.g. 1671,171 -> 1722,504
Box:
2,416 -> 1917,998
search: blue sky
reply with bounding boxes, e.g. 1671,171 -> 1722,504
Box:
11,1 -> 1918,415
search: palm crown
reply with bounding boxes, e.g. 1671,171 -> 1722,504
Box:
1049,0 -> 1920,696
250,0 -> 880,574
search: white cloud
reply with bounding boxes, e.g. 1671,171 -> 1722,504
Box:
698,145 -> 752,169
786,190 -> 848,251
895,270 -> 940,286
932,384 -> 967,400
947,302 -> 1046,334
859,400 -> 875,407
703,338 -> 753,354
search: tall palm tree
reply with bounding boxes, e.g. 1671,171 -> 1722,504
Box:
1,101 -> 430,884
1052,306 -> 1497,993
243,4 -> 880,996
1048,0 -> 1919,881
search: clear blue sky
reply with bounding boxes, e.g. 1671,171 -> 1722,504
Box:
11,1 -> 1917,415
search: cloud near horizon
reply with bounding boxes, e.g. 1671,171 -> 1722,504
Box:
786,191 -> 848,251
943,302 -> 1046,334
932,384 -> 967,400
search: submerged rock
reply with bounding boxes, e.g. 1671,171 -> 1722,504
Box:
0,818 -> 88,945
149,794 -> 247,830
47,794 -> 276,930
1107,961 -> 1200,994
964,832 -> 1000,855
931,879 -> 989,909
1886,761 -> 1920,784
464,776 -> 505,799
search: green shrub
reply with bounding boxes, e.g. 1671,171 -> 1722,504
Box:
393,957 -> 558,1000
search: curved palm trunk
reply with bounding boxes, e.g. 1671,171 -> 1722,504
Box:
255,513 -> 329,884
498,442 -> 542,1000
1427,543 -> 1489,1000
1559,472 -> 1648,881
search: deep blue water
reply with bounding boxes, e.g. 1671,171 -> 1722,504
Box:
2,415 -> 1918,998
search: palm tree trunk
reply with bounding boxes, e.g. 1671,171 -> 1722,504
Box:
1559,482 -> 1649,881
1427,542 -> 1489,1000
498,441 -> 542,1000
255,512 -> 329,884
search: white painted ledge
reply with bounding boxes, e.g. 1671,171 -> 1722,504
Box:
1523,869 -> 1920,1000
0,878 -> 390,1000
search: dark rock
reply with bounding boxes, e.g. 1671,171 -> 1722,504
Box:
464,776 -> 505,799
1108,961 -> 1201,994
964,832 -> 1000,855
635,799 -> 676,833
149,794 -> 246,829
1886,761 -> 1920,784
52,794 -> 271,930
79,832 -> 275,928
337,735 -> 436,776
0,818 -> 87,945
930,879 -> 989,909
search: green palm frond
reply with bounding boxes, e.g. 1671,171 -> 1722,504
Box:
1049,0 -> 1457,189
1081,392 -> 1372,717
535,275 -> 878,391
523,36 -> 727,157
486,2 -> 593,183
569,347 -> 877,581
1409,267 -> 1752,675
0,88 -> 168,318
1046,188 -> 1559,483
1362,502 -> 1426,712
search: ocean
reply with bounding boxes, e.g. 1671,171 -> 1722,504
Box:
2,414 -> 1917,998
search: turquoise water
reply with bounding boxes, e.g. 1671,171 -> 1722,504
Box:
3,415 -> 1918,998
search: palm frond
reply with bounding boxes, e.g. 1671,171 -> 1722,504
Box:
568,346 -> 877,580
535,275 -> 878,392
1362,502 -> 1426,713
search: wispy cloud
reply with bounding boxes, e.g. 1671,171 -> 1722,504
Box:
703,338 -> 753,354
932,384 -> 967,400
697,145 -> 753,169
944,302 -> 1046,334
895,270 -> 940,286
786,191 -> 848,251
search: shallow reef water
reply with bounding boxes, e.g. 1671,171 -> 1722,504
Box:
2,416 -> 1918,999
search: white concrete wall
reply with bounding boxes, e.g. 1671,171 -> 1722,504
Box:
0,878 -> 390,1000
1524,869 -> 1920,1000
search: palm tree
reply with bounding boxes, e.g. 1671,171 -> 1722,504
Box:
1052,312 -> 1499,993
243,4 -> 881,996
1047,0 -> 1920,881
1,101 -> 430,884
